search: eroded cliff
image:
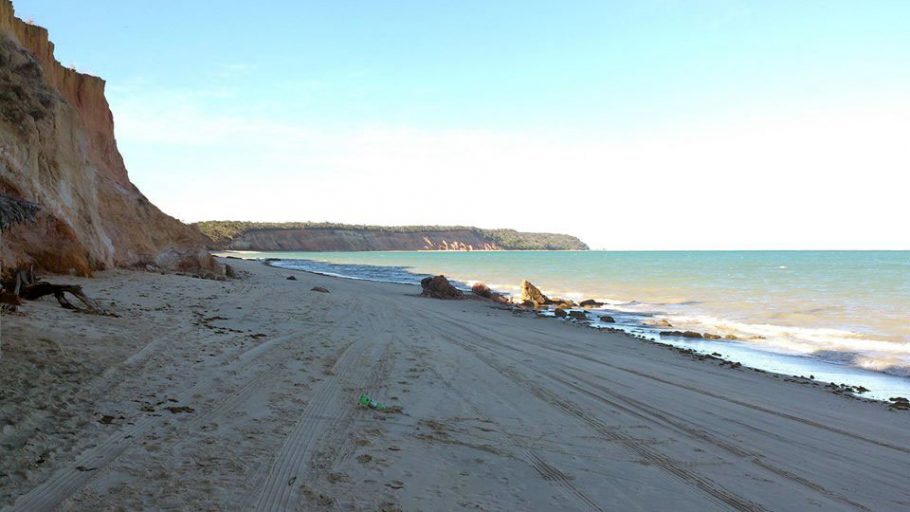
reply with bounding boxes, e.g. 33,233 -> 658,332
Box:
0,0 -> 212,275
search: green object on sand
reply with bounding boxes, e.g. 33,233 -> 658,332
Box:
358,393 -> 385,410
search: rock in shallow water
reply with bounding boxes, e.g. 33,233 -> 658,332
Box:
661,330 -> 703,339
520,280 -> 550,307
551,298 -> 577,309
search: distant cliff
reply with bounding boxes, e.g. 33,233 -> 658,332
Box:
197,222 -> 589,252
0,0 -> 212,275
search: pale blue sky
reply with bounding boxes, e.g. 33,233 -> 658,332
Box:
16,1 -> 910,249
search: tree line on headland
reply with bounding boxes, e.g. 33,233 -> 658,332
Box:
195,221 -> 589,251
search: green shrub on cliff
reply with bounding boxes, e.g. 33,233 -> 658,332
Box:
480,229 -> 588,251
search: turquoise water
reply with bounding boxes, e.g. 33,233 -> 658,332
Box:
224,250 -> 910,399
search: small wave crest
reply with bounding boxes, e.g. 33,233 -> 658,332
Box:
651,314 -> 910,375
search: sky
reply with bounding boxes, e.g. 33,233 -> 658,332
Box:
15,0 -> 910,250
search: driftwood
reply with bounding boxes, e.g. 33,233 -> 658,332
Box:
18,282 -> 101,311
2,268 -> 107,314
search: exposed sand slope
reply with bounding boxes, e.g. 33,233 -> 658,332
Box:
1,259 -> 908,511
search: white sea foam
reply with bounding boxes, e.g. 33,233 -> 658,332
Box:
650,313 -> 910,374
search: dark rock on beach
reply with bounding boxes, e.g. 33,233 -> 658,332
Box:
311,286 -> 330,293
568,310 -> 587,320
579,299 -> 603,308
554,308 -> 568,318
287,275 -> 297,281
703,333 -> 723,340
420,275 -> 463,299
471,283 -> 494,298
598,315 -> 615,323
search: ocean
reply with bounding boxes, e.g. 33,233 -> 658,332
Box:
224,250 -> 910,400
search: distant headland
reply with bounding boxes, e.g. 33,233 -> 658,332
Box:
196,221 -> 589,252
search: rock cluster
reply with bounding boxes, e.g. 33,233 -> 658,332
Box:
659,330 -> 735,340
551,308 -> 589,321
660,331 -> 705,339
888,397 -> 909,411
568,310 -> 587,320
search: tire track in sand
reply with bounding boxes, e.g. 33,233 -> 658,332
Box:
425,307 -> 886,511
451,314 -> 910,456
6,328 -> 315,512
554,368 -> 876,512
251,336 -> 389,512
419,342 -> 606,511
429,325 -> 766,512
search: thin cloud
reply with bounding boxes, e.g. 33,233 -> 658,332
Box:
111,87 -> 910,249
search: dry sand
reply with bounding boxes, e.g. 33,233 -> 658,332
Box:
1,258 -> 908,511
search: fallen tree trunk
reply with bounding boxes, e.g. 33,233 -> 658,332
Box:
18,281 -> 102,312
1,267 -> 114,315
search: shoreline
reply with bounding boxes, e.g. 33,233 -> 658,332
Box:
240,251 -> 910,402
1,258 -> 908,510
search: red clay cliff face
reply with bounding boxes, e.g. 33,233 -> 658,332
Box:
0,0 -> 212,275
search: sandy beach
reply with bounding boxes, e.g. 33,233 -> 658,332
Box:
1,258 -> 908,511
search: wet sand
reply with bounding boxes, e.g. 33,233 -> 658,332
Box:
1,258 -> 908,511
